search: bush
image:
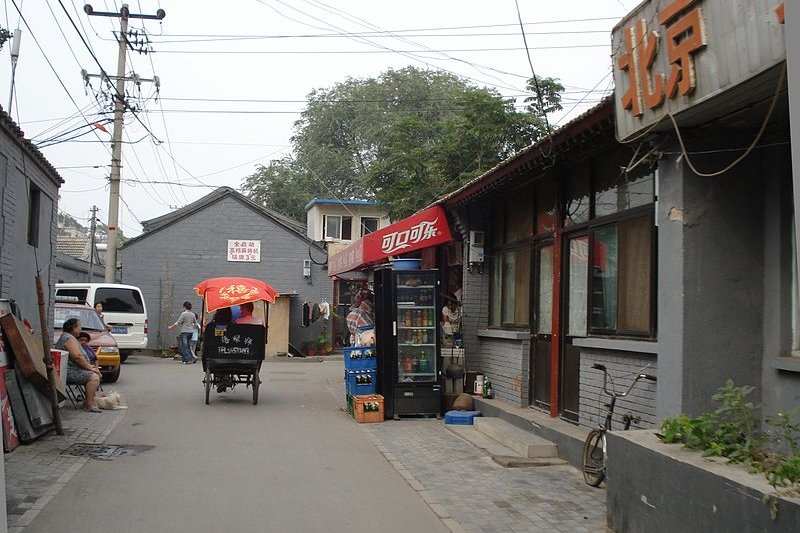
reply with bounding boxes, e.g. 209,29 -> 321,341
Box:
658,380 -> 799,489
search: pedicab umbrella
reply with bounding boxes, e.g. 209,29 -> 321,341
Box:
194,277 -> 278,312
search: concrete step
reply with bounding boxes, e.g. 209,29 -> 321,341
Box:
446,424 -> 567,468
445,425 -> 519,457
473,417 -> 558,458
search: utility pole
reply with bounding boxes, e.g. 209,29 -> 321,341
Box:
88,205 -> 98,282
83,3 -> 165,282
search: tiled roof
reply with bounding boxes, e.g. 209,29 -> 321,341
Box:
123,187 -> 320,249
57,237 -> 90,260
0,106 -> 63,187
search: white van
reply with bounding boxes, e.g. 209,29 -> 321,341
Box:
54,283 -> 147,360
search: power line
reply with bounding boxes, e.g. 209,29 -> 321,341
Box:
131,17 -> 622,41
7,0 -> 113,159
256,0 -> 524,94
151,44 -> 608,54
149,29 -> 611,43
514,0 -> 553,138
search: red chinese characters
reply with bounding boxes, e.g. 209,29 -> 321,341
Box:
617,0 -> 707,116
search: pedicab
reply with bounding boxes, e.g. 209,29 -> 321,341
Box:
194,277 -> 278,405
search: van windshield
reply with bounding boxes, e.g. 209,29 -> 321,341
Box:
96,288 -> 145,314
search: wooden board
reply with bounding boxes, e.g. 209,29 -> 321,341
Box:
0,314 -> 65,400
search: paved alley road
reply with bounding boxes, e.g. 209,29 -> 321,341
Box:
9,355 -> 608,533
20,356 -> 449,533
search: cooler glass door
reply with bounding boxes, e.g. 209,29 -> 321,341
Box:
394,271 -> 438,383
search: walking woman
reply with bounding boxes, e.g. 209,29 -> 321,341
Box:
169,301 -> 197,364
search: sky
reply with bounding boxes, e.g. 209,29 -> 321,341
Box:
0,0 -> 632,237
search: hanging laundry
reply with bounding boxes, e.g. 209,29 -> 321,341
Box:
311,302 -> 321,323
302,301 -> 311,327
318,301 -> 331,321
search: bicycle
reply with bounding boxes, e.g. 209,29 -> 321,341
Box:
581,363 -> 657,487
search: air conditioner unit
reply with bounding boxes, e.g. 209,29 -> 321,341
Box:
468,231 -> 484,263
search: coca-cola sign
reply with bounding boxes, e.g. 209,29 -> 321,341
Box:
328,206 -> 452,276
381,217 -> 441,255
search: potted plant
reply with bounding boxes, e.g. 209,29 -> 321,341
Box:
318,319 -> 333,354
301,341 -> 318,357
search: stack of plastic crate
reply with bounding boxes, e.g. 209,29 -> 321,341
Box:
344,346 -> 377,419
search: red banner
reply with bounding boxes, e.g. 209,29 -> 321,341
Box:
328,206 -> 452,276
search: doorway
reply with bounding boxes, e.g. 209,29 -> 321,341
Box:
530,242 -> 553,410
560,234 -> 589,422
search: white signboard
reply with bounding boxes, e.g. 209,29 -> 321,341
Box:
227,240 -> 261,262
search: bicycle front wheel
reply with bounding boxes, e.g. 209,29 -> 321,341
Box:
582,428 -> 607,487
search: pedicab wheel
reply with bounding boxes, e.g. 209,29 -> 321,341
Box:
204,368 -> 211,405
252,372 -> 260,405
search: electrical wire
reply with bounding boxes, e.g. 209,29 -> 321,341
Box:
669,62 -> 787,178
513,0 -> 553,139
7,0 -> 114,160
301,0 -> 523,86
256,0 -> 524,94
151,44 -> 607,54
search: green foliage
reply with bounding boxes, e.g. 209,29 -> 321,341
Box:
242,66 -> 562,221
0,27 -> 11,51
524,75 -> 565,120
658,380 -> 799,489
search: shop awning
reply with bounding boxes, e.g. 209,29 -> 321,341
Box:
327,205 -> 452,277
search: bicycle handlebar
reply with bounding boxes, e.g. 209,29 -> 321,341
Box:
593,364 -> 656,398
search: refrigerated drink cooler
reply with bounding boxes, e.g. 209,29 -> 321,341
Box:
374,268 -> 441,419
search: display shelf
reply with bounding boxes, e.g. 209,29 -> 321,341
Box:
399,343 -> 436,347
398,326 -> 436,330
397,285 -> 435,289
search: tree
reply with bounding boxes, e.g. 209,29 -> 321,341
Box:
524,75 -> 565,133
241,158 -> 311,222
243,66 -> 563,220
0,27 -> 11,51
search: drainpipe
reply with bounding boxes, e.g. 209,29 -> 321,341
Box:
786,4 -> 800,309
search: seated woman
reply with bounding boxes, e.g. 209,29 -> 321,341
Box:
55,318 -> 102,412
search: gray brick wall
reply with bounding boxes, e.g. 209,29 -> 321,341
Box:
475,337 -> 530,406
55,254 -> 104,283
119,194 -> 333,350
0,128 -> 60,335
579,350 -> 658,429
456,204 -> 532,406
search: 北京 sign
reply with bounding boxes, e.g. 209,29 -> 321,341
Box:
227,240 -> 261,262
612,0 -> 786,141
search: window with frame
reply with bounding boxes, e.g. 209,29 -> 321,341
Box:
590,214 -> 653,335
324,214 -> 352,240
27,184 -> 41,247
361,217 -> 379,236
489,187 -> 532,327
